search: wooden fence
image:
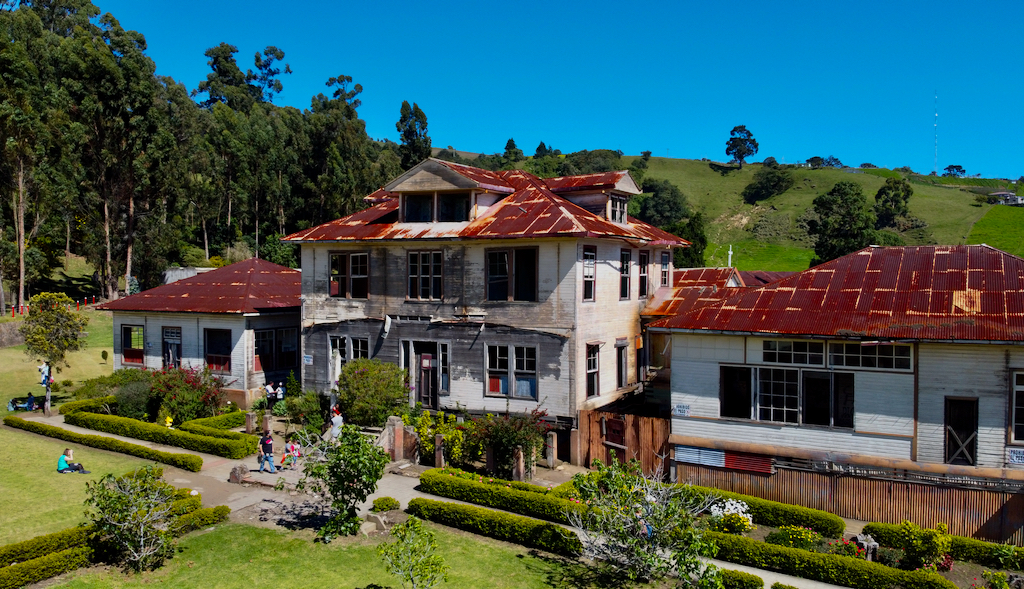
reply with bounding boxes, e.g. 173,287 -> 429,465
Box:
578,410 -> 671,476
677,463 -> 1024,544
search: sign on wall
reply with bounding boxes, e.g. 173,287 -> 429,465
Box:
672,404 -> 691,417
1008,448 -> 1024,465
303,354 -> 313,365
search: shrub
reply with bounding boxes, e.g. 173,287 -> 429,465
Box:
770,584 -> 799,589
0,545 -> 93,589
436,467 -> 553,494
3,415 -> 203,471
765,525 -> 824,551
372,497 -> 401,513
183,411 -> 247,430
722,569 -> 763,589
336,358 -> 408,427
151,367 -> 225,424
709,499 -> 755,534
114,380 -> 157,421
0,525 -> 93,568
877,546 -> 905,569
59,395 -> 116,415
85,466 -> 177,571
64,411 -> 253,459
287,389 -> 326,435
827,538 -> 866,559
169,505 -> 231,536
690,486 -> 844,537
868,520 -> 951,570
709,531 -> 955,589
272,398 -> 289,416
864,521 -> 1024,570
411,411 -> 481,468
168,495 -> 202,516
470,409 -> 551,479
73,369 -> 152,400
418,468 -> 584,525
177,421 -> 259,455
406,498 -> 581,557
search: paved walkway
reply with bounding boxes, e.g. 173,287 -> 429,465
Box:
12,412 -> 843,588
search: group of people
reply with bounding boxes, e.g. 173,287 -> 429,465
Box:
7,392 -> 35,412
264,381 -> 285,410
256,431 -> 301,473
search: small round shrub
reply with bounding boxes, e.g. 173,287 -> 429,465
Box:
114,380 -> 157,422
61,379 -> 74,388
371,497 -> 400,513
765,525 -> 824,551
876,546 -> 904,569
251,397 -> 268,411
272,399 -> 288,416
827,538 -> 866,559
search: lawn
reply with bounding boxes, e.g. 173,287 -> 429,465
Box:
0,425 -> 151,545
966,205 -> 1024,257
50,522 -> 613,589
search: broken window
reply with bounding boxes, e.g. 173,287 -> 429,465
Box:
352,338 -> 369,359
619,249 -> 631,299
610,197 -> 627,224
486,248 -> 537,302
720,366 -> 752,419
514,346 -> 537,399
404,194 -> 433,222
330,252 -> 369,299
719,366 -> 854,428
1014,373 -> 1024,442
408,251 -> 443,300
487,345 -> 509,396
583,246 -> 596,301
438,193 -> 470,222
801,371 -> 854,428
638,251 -> 650,297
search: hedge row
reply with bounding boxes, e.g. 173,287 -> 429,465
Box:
3,416 -> 203,472
58,396 -> 116,415
169,505 -> 231,537
721,568 -> 763,589
406,498 -> 581,557
862,522 -> 1024,570
169,495 -> 202,516
64,412 -> 252,459
708,532 -> 955,589
770,584 -> 799,589
0,546 -> 93,589
181,411 -> 246,430
177,422 -> 258,452
419,469 -> 585,525
0,525 -> 93,568
692,486 -> 845,537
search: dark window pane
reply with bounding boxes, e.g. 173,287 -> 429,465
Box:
833,373 -> 855,428
206,329 -> 231,355
438,193 -> 470,221
513,249 -> 537,301
405,194 -> 432,222
802,371 -> 831,426
720,367 -> 751,419
487,251 -> 509,300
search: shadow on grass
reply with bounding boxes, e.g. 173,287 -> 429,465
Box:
708,162 -> 741,177
34,270 -> 99,301
256,498 -> 332,533
518,549 -> 635,589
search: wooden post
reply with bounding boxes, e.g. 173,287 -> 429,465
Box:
486,446 -> 495,474
245,412 -> 255,434
434,434 -> 445,469
569,428 -> 582,466
513,447 -> 525,481
262,413 -> 271,433
546,431 -> 557,469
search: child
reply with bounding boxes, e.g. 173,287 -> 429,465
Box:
281,437 -> 301,470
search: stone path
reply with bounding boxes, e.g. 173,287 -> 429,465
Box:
11,412 -> 844,588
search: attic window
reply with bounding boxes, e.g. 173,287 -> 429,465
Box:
611,197 -> 627,224
404,194 -> 433,222
402,192 -> 472,222
438,193 -> 470,222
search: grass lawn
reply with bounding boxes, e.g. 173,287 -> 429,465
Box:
50,522 -> 618,589
966,205 -> 1024,257
0,425 -> 152,545
705,239 -> 814,272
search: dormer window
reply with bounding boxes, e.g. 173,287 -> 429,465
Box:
610,197 -> 627,224
402,191 -> 472,223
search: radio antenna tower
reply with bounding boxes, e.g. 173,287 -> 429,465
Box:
933,91 -> 938,175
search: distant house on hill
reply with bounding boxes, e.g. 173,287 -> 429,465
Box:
97,258 -> 301,408
650,245 -> 1024,542
990,191 -> 1023,205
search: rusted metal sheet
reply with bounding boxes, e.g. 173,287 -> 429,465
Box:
543,171 -> 634,193
283,162 -> 686,247
651,246 -> 1024,343
642,268 -> 745,318
97,258 -> 300,314
677,463 -> 1024,544
739,270 -> 796,286
579,410 -> 670,476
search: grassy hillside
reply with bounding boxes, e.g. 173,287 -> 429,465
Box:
630,157 -> 996,271
966,205 -> 1024,257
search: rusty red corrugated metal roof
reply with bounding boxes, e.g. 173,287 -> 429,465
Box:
96,258 -> 300,314
739,270 -> 797,286
543,171 -> 638,193
433,159 -> 515,193
283,162 -> 686,246
644,268 -> 744,318
650,245 -> 1024,342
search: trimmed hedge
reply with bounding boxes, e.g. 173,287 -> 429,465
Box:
3,415 -> 203,472
58,395 -> 116,415
693,486 -> 845,537
722,568 -> 763,589
0,545 -> 93,589
0,525 -> 93,568
770,584 -> 799,589
169,495 -> 202,516
406,498 -> 582,557
181,411 -> 246,430
709,532 -> 956,589
177,421 -> 258,454
64,411 -> 253,459
169,505 -> 231,536
862,521 -> 1024,570
419,469 -> 585,525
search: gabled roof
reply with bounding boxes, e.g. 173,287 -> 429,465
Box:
97,258 -> 300,314
643,268 -> 744,318
650,245 -> 1024,343
738,270 -> 797,287
543,170 -> 641,195
284,160 -> 686,246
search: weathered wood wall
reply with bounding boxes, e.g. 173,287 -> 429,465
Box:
677,463 -> 1024,544
579,409 -> 671,476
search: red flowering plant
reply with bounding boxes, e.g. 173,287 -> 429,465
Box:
470,408 -> 552,479
150,367 -> 225,425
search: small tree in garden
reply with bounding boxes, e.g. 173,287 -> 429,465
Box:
471,409 -> 550,479
295,424 -> 389,541
19,292 -> 89,370
150,367 -> 225,424
564,456 -> 721,587
377,516 -> 449,589
85,466 -> 176,571
336,358 -> 409,427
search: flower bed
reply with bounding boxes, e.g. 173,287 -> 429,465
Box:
863,522 -> 1024,571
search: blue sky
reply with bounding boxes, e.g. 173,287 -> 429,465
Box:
95,0 -> 1023,179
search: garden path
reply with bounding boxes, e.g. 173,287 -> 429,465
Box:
14,413 -> 846,588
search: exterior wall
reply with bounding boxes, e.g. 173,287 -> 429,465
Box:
247,313 -> 302,388
917,343 -> 1024,469
668,333 -> 915,461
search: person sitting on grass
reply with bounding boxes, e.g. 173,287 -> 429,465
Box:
7,393 -> 35,411
57,448 -> 90,474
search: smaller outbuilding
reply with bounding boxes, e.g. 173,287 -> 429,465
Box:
97,258 -> 301,408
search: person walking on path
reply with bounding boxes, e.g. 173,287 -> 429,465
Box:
258,431 -> 276,473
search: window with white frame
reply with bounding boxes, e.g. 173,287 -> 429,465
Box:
762,340 -> 825,365
619,249 -> 631,299
610,197 -> 627,223
660,251 -> 670,286
582,246 -> 596,302
408,251 -> 443,300
330,336 -> 347,384
638,251 -> 650,297
720,365 -> 854,428
486,345 -> 509,396
758,368 -> 799,423
486,344 -> 538,400
330,252 -> 369,299
829,342 -> 911,370
586,344 -> 600,397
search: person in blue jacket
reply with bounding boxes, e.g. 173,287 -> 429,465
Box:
57,449 -> 90,474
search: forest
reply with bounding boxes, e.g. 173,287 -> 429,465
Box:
0,1 -> 703,310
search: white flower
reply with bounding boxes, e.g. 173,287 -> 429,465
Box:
190,490 -> 199,496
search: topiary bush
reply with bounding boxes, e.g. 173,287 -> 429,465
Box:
689,485 -> 845,537
59,395 -> 116,415
864,521 -> 1024,571
73,369 -> 152,400
64,411 -> 253,459
336,358 -> 408,427
371,497 -> 401,513
3,415 -> 202,471
722,568 -> 763,589
765,525 -> 824,551
169,506 -> 231,536
183,411 -> 247,430
406,498 -> 581,557
0,525 -> 93,568
770,584 -> 798,589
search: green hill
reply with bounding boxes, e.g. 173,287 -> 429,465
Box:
630,157 -> 998,271
966,205 -> 1024,257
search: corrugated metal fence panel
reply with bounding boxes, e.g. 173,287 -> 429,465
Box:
676,445 -> 726,468
676,463 -> 1024,544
